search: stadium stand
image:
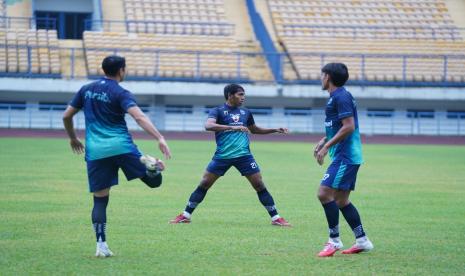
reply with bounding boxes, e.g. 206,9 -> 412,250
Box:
123,0 -> 233,35
82,0 -> 273,81
84,31 -> 250,79
0,28 -> 60,76
0,0 -> 462,85
267,0 -> 465,83
0,0 -> 61,77
269,0 -> 461,39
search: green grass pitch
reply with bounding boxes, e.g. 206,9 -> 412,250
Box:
1,137 -> 464,275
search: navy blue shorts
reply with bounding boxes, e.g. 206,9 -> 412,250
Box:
86,152 -> 146,192
320,160 -> 360,191
206,155 -> 260,176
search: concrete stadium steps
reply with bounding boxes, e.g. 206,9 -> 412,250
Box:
445,0 -> 465,38
58,40 -> 86,79
223,0 -> 273,81
101,0 -> 126,23
0,1 -> 5,17
237,40 -> 273,81
255,0 -> 279,48
6,0 -> 31,17
223,0 -> 249,40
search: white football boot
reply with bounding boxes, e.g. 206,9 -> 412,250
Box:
140,155 -> 165,173
95,242 -> 114,257
341,236 -> 374,254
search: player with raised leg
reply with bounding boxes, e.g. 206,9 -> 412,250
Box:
169,84 -> 291,226
62,55 -> 171,257
314,63 -> 373,257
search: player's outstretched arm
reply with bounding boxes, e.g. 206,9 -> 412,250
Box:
316,116 -> 355,165
248,124 -> 288,135
205,118 -> 249,132
62,105 -> 84,154
127,106 -> 171,159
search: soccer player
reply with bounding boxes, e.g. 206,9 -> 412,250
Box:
62,55 -> 171,257
314,63 -> 373,257
169,84 -> 291,226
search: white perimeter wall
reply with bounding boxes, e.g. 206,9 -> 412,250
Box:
0,78 -> 465,135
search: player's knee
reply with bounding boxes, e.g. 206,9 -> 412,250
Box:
199,177 -> 214,190
141,174 -> 162,188
317,190 -> 331,203
253,181 -> 266,192
335,199 -> 350,207
198,181 -> 211,190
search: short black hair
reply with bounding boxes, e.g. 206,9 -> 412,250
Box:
321,63 -> 349,87
223,84 -> 244,100
102,55 -> 126,77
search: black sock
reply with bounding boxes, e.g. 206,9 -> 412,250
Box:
340,203 -> 366,239
185,186 -> 208,214
322,201 -> 340,238
92,195 -> 109,242
257,189 -> 278,217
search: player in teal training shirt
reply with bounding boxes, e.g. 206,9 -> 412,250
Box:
169,84 -> 291,226
314,63 -> 374,257
63,55 -> 171,257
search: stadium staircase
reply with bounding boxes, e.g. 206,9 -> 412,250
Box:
223,0 -> 272,82
2,0 -> 32,19
445,0 -> 465,37
254,0 -> 298,81
101,0 -> 127,31
59,39 -> 86,79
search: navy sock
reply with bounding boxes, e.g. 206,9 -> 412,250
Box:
257,189 -> 278,217
340,203 -> 366,238
92,195 -> 109,242
322,201 -> 340,238
185,186 -> 208,214
141,173 -> 162,188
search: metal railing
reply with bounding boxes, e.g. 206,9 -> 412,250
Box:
1,104 -> 464,135
83,46 -> 254,82
280,24 -> 464,40
1,44 -> 465,86
0,16 -> 56,30
84,19 -> 235,36
284,52 -> 465,87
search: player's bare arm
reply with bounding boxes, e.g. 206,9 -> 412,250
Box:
316,116 -> 355,165
205,118 -> 249,132
248,124 -> 288,135
62,105 -> 84,154
127,106 -> 172,159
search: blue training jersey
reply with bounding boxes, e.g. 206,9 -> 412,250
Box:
324,87 -> 363,164
70,78 -> 139,161
208,103 -> 255,159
